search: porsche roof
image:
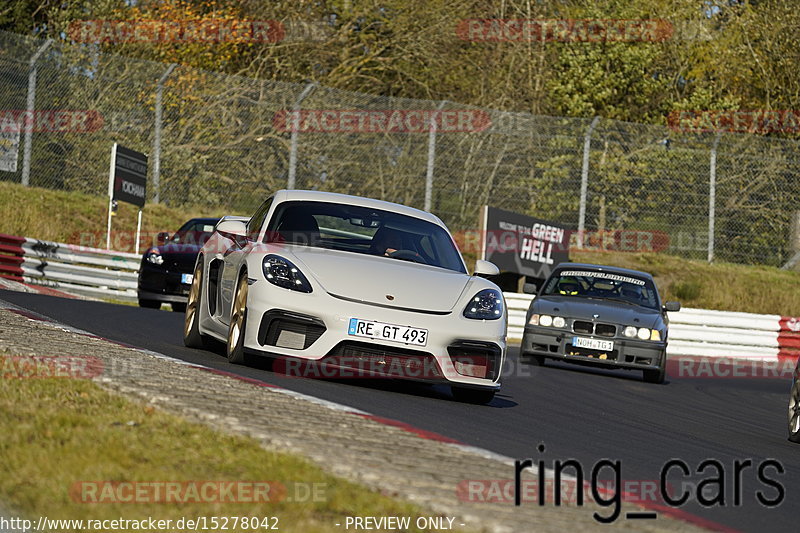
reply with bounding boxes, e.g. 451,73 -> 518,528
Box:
273,189 -> 444,227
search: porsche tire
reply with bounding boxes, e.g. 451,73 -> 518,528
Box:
226,272 -> 248,365
183,260 -> 211,349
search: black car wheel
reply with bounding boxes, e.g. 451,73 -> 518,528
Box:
452,386 -> 496,405
138,299 -> 161,309
788,379 -> 800,443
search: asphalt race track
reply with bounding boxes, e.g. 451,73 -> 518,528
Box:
4,289 -> 798,533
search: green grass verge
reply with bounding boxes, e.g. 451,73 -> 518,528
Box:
0,181 -> 230,253
0,355 -> 441,533
2,181 -> 799,315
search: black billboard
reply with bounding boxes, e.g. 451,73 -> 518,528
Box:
481,206 -> 570,279
112,144 -> 147,208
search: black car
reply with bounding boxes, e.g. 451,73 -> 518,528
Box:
137,218 -> 220,311
520,263 -> 680,383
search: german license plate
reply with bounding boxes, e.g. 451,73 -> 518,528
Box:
572,336 -> 614,351
348,318 -> 428,346
181,273 -> 193,285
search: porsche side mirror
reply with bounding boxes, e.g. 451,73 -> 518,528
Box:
474,260 -> 500,276
522,282 -> 538,294
664,301 -> 681,312
156,232 -> 170,245
216,218 -> 247,237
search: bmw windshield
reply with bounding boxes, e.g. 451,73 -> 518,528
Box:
542,269 -> 660,310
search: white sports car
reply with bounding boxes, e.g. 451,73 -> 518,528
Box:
183,190 -> 507,404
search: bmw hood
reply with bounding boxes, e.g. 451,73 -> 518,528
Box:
534,296 -> 662,328
285,247 -> 474,313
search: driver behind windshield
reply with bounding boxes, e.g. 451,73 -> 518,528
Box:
370,226 -> 405,256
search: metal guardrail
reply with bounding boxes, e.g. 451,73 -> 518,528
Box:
0,233 -> 140,301
504,292 -> 800,360
0,230 -> 797,359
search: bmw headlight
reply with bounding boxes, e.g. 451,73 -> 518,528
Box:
463,289 -> 503,320
532,314 -> 565,328
623,326 -> 660,341
262,255 -> 312,293
146,248 -> 164,265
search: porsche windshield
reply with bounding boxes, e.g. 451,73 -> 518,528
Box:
264,201 -> 467,273
542,269 -> 659,309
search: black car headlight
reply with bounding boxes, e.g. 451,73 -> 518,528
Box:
145,248 -> 164,265
463,289 -> 503,320
262,255 -> 312,293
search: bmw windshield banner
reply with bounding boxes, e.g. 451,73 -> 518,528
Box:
480,206 -> 570,279
111,144 -> 147,208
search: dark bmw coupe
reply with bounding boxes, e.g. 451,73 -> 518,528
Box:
520,263 -> 680,383
137,218 -> 220,311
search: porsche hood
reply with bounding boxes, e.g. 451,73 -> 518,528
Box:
280,247 -> 479,313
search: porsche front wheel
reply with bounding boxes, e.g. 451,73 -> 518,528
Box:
227,272 -> 248,365
184,260 -> 210,349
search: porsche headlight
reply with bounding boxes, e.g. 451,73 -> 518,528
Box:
262,255 -> 312,293
463,289 -> 503,320
146,248 -> 164,265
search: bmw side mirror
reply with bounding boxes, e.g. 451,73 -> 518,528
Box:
663,301 -> 681,312
473,260 -> 500,276
156,232 -> 169,245
522,282 -> 538,294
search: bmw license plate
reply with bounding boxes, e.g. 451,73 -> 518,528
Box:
181,273 -> 194,285
572,336 -> 614,351
348,318 -> 428,346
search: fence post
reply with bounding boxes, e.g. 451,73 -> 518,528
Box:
708,133 -> 720,262
287,82 -> 316,190
424,100 -> 448,212
152,63 -> 176,204
577,116 -> 600,248
21,39 -> 53,187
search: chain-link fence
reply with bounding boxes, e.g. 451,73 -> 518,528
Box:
1,29 -> 799,267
